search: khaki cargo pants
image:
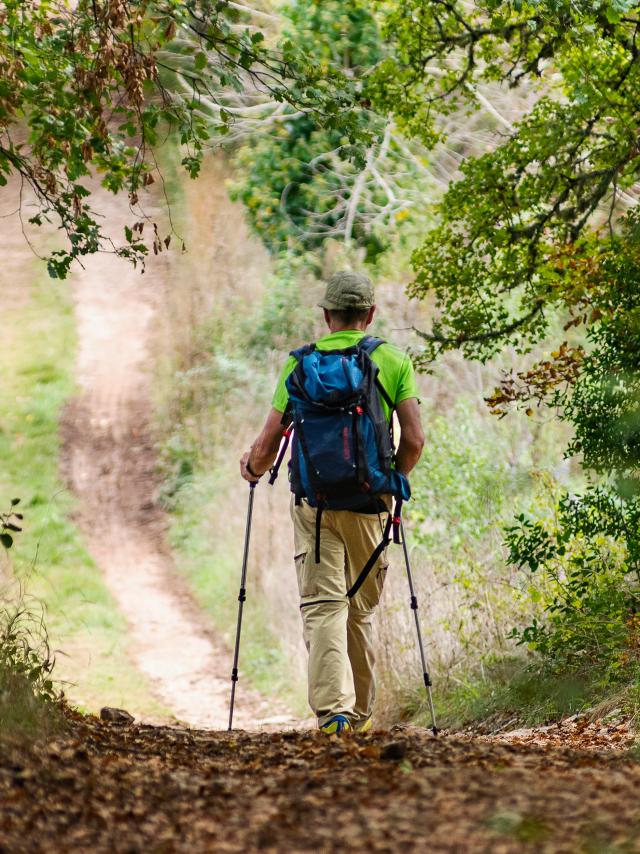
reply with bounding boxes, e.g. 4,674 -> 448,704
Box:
291,496 -> 390,728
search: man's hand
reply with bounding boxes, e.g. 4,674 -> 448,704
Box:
240,451 -> 261,483
239,408 -> 288,482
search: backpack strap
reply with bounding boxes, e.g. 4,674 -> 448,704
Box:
346,497 -> 403,599
375,376 -> 394,411
268,347 -> 314,487
358,335 -> 385,355
314,502 -> 324,564
290,342 -> 316,361
359,336 -> 394,410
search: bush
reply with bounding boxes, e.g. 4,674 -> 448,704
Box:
0,596 -> 64,743
506,490 -> 640,684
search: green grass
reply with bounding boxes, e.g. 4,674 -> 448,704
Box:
0,663 -> 65,744
0,270 -> 167,719
409,655 -> 640,732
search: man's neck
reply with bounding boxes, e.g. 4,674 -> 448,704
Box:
326,325 -> 367,334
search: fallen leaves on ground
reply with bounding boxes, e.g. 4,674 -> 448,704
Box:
488,713 -> 635,753
1,714 -> 640,853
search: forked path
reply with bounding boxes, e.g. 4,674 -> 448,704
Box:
61,193 -> 291,729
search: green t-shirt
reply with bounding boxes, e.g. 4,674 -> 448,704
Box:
271,330 -> 419,422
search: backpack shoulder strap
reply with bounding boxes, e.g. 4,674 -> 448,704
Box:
358,335 -> 385,355
358,336 -> 394,409
290,342 -> 316,362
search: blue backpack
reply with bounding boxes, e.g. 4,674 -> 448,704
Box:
269,336 -> 410,598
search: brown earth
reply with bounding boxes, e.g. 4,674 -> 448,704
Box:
1,717 -> 640,853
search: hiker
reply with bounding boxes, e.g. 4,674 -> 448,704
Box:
239,271 -> 424,734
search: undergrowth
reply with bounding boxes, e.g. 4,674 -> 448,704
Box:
406,656 -> 640,733
0,596 -> 65,743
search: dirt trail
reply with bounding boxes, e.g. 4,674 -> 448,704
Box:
60,189 -> 291,729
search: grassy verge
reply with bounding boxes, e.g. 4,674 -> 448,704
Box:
0,269 -> 167,720
408,656 -> 640,732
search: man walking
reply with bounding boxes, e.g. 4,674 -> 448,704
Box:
240,271 -> 424,733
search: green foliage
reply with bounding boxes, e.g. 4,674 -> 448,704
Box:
165,469 -> 306,713
498,224 -> 640,678
365,0 -> 640,685
230,0 -> 391,258
409,403 -> 533,552
0,592 -> 66,743
231,114 -> 385,258
154,270 -> 310,712
0,600 -> 57,707
0,498 -> 22,550
420,654 -> 633,731
506,491 -> 640,678
246,256 -> 317,352
400,393 -> 569,684
157,312 -> 264,504
371,1 -> 640,358
562,279 -> 640,481
1,0 -> 368,277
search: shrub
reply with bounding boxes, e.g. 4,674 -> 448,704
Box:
0,595 -> 64,743
506,490 -> 640,684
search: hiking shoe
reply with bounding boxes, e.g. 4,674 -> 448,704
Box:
320,714 -> 352,735
355,717 -> 372,733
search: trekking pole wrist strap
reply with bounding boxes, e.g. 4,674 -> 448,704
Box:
246,459 -> 262,479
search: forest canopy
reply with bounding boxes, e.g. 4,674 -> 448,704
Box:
0,0 -> 367,277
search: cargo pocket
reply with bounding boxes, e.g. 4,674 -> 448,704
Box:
355,561 -> 388,611
294,551 -> 318,598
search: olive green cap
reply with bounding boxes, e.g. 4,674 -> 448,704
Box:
318,271 -> 375,310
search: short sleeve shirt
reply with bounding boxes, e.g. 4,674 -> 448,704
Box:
271,330 -> 419,422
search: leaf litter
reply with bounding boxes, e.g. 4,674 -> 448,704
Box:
2,711 -> 640,853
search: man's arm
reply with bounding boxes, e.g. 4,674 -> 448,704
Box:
395,398 -> 425,476
240,408 -> 287,482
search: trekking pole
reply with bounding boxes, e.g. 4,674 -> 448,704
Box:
400,520 -> 438,736
228,481 -> 257,731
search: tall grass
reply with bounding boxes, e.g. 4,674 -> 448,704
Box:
0,591 -> 64,743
